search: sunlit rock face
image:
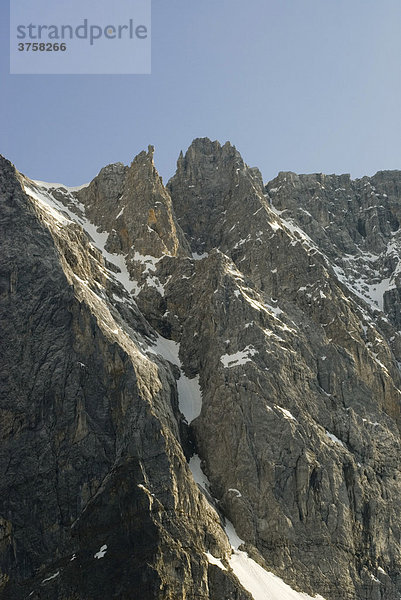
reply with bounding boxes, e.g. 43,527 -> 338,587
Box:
2,140 -> 401,599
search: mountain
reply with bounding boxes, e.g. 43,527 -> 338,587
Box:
1,138 -> 401,599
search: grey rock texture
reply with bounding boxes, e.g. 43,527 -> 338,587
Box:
0,156 -> 236,599
167,140 -> 401,599
2,138 -> 401,600
78,145 -> 190,257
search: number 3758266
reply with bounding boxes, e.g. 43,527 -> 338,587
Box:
18,43 -> 67,51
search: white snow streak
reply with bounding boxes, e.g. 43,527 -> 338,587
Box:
94,544 -> 107,559
148,336 -> 202,423
205,552 -> 227,571
188,455 -> 210,493
325,431 -> 345,447
41,571 -> 60,584
229,551 -> 326,600
275,406 -> 297,421
220,346 -> 258,368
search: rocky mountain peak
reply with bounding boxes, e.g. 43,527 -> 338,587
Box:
126,144 -> 156,186
76,147 -> 189,262
172,137 -> 263,191
168,138 -> 265,254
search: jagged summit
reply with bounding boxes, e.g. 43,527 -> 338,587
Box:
182,136 -> 239,152
173,137 -> 258,185
2,141 -> 401,599
168,138 -> 265,254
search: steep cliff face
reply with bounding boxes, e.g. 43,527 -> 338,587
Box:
2,139 -> 401,600
167,141 -> 401,600
0,156 -> 246,600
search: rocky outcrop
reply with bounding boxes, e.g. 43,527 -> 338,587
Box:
2,138 -> 401,600
167,138 -> 265,256
78,145 -> 190,260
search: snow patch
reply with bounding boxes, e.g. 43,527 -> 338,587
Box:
41,571 -> 60,584
220,346 -> 258,368
225,518 -> 245,551
23,183 -> 71,227
189,455 -> 210,493
177,374 -> 202,423
229,551 -> 326,600
225,518 -> 327,600
275,406 -> 297,421
132,252 -> 161,274
325,431 -> 345,447
148,336 -> 202,422
205,552 -> 227,571
33,179 -> 89,192
94,545 -> 107,559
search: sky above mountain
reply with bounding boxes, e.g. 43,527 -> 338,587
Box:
1,0 -> 401,186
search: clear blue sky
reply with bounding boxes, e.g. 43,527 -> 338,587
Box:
2,0 -> 401,185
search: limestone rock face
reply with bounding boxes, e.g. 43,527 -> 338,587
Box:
2,139 -> 401,600
0,156 -> 234,600
70,147 -> 192,337
78,146 -> 191,284
167,141 -> 401,600
168,138 -> 265,255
